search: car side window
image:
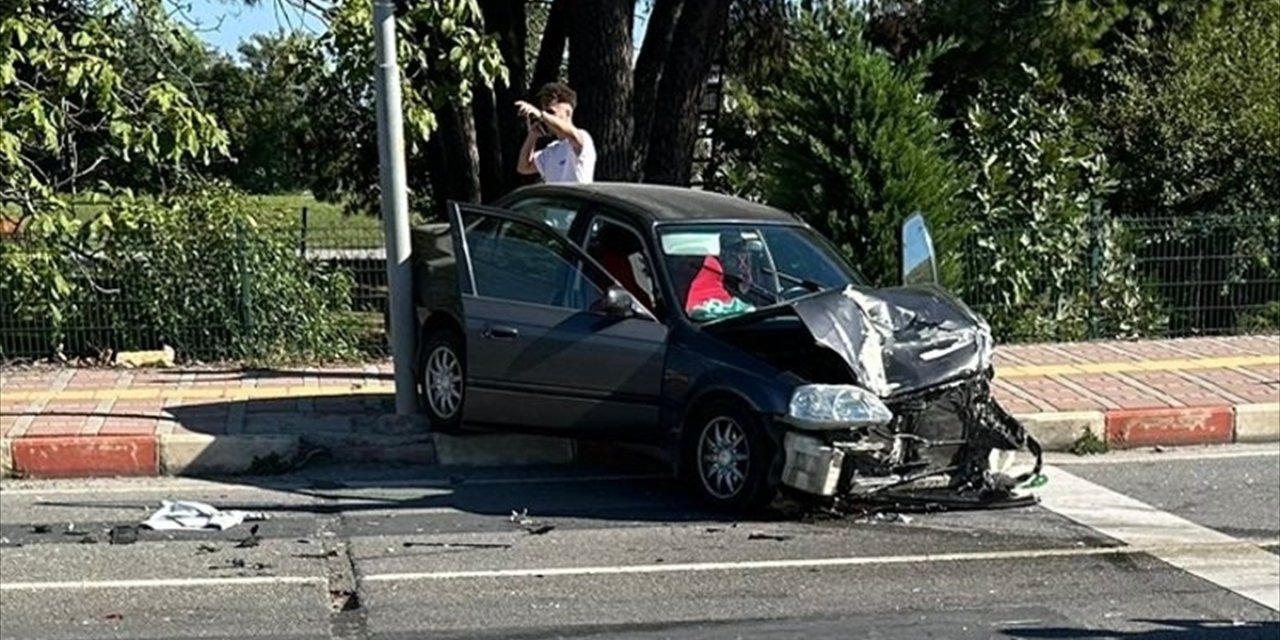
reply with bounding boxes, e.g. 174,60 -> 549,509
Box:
461,211 -> 613,311
505,197 -> 582,236
584,216 -> 660,313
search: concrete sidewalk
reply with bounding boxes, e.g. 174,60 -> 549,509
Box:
2,336 -> 1277,478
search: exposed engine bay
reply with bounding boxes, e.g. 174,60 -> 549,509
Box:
705,284 -> 1044,509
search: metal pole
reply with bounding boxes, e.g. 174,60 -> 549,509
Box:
373,0 -> 417,415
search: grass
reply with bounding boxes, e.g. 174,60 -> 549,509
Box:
51,192 -> 388,250
1070,427 -> 1109,456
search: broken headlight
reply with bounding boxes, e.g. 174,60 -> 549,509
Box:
787,384 -> 893,429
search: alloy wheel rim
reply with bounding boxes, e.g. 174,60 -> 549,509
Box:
698,417 -> 750,499
425,345 -> 462,418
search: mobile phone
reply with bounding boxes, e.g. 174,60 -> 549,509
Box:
528,115 -> 549,137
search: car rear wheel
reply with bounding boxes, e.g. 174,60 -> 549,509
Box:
419,329 -> 465,433
680,399 -> 778,513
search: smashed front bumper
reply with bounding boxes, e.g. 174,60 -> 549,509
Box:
779,375 -> 1042,502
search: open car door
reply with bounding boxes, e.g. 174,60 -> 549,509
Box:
443,201 -> 670,440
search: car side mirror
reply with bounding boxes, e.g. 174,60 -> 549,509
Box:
602,285 -> 637,318
901,211 -> 939,286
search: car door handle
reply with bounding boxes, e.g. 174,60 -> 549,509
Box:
482,324 -> 519,340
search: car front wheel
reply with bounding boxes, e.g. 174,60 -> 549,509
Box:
680,399 -> 779,513
419,329 -> 465,433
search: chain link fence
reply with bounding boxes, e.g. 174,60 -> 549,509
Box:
0,212 -> 393,363
959,213 -> 1280,342
3,210 -> 1277,363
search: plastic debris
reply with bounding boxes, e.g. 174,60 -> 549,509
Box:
235,524 -> 262,548
747,532 -> 793,541
141,500 -> 267,532
109,525 -> 138,545
510,508 -> 555,535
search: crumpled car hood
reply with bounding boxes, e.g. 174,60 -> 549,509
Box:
712,284 -> 994,398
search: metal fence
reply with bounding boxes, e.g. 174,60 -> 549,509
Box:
2,212 -> 1277,363
0,223 -> 394,363
959,214 -> 1280,342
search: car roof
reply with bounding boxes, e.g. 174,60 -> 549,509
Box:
498,182 -> 802,225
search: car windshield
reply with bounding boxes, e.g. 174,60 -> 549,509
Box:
658,223 -> 860,322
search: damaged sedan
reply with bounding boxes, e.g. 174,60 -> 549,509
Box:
411,183 -> 1040,512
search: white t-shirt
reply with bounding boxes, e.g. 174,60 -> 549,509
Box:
534,130 -> 596,183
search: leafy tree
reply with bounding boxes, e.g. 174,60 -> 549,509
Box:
758,2 -> 965,288
0,0 -> 226,217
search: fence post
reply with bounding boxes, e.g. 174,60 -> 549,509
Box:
237,222 -> 253,346
1087,201 -> 1103,340
300,206 -> 308,257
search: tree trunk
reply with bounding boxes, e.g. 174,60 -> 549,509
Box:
472,86 -> 504,203
568,0 -> 637,181
631,0 -> 685,178
476,0 -> 528,201
531,0 -> 572,92
426,101 -> 481,216
642,0 -> 731,185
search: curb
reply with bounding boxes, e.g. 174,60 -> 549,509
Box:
1235,403 -> 1280,443
1,403 -> 1277,479
1015,411 -> 1104,451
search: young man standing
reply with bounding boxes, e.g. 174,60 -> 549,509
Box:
516,82 -> 596,183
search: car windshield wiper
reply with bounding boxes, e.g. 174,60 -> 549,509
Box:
763,268 -> 826,293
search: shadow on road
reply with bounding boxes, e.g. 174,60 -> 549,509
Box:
1004,619 -> 1280,639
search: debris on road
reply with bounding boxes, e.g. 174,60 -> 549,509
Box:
235,524 -> 262,548
747,532 -> 794,542
31,524 -> 51,534
141,500 -> 267,532
510,508 -> 556,535
210,558 -> 273,572
196,543 -> 220,554
403,541 -> 513,549
109,525 -> 138,545
104,612 -> 124,621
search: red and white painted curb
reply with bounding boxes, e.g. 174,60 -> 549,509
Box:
1,403 -> 1277,479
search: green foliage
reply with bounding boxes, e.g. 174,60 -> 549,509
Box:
0,184 -> 364,364
957,73 -> 1166,341
302,0 -> 507,215
1091,0 -> 1280,334
0,0 -> 227,216
1070,427 -> 1109,455
1100,0 -> 1280,221
758,2 -> 965,287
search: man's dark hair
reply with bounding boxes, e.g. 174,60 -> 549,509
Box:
535,81 -> 577,110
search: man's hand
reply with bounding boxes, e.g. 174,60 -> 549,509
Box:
515,100 -> 541,121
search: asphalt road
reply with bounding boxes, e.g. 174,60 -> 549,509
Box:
1,444 -> 1277,640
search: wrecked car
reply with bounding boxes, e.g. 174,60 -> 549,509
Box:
410,183 -> 1040,512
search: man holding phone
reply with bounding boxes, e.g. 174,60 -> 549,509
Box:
516,82 -> 596,184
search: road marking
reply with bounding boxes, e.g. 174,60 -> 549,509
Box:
1045,444 -> 1280,465
0,576 -> 326,591
1035,465 -> 1280,611
362,540 -> 1273,583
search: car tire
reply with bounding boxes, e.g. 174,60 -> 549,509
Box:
680,399 -> 779,514
418,328 -> 465,434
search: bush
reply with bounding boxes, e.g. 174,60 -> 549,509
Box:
758,2 -> 966,288
956,73 -> 1166,342
0,183 -> 364,363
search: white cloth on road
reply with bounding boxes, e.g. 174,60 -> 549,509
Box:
141,500 -> 267,531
